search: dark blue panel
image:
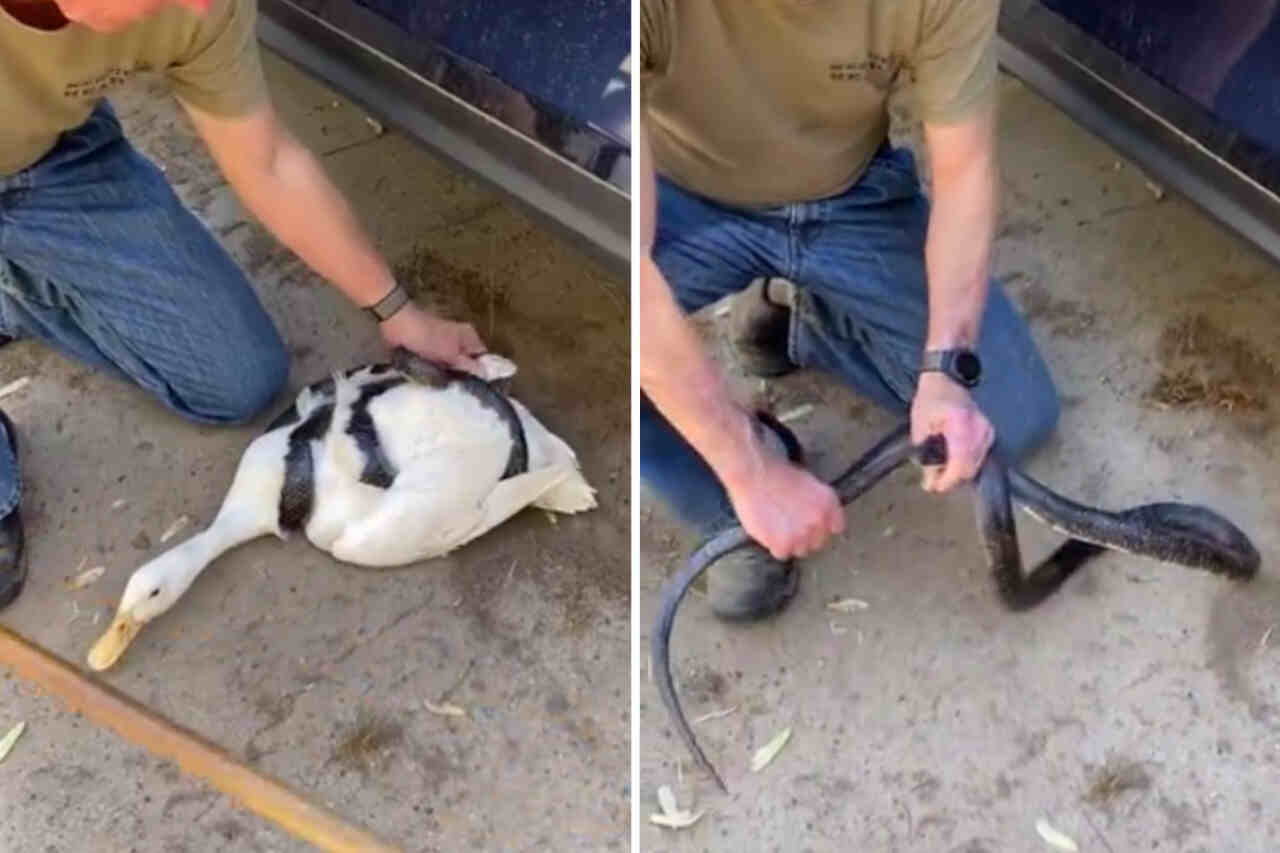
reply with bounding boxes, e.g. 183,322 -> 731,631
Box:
352,0 -> 629,136
1043,1 -> 1280,161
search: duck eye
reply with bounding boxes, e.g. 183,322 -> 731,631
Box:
149,588 -> 160,598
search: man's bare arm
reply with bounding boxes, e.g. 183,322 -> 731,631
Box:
638,127 -> 843,558
911,100 -> 999,492
183,98 -> 486,372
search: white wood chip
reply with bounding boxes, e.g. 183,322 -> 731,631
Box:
0,377 -> 30,399
826,598 -> 869,613
0,721 -> 25,764
160,514 -> 190,543
110,499 -> 129,511
649,811 -> 706,829
1035,818 -> 1079,851
777,404 -> 814,423
751,727 -> 791,772
423,700 -> 466,718
65,565 -> 105,590
829,621 -> 849,636
658,785 -> 679,816
649,785 -> 706,830
691,706 -> 738,725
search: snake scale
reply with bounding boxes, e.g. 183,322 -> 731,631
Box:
652,423 -> 1260,792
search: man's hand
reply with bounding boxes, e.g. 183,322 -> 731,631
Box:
910,372 -> 994,493
378,302 -> 487,374
728,462 -> 845,560
718,413 -> 845,560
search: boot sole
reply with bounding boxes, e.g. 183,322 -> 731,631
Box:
710,561 -> 800,623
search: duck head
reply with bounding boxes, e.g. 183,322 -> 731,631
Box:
87,544 -> 207,671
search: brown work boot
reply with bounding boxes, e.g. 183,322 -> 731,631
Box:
708,411 -> 806,622
0,410 -> 24,610
727,277 -> 798,378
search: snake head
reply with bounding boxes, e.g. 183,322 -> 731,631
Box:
1127,503 -> 1260,579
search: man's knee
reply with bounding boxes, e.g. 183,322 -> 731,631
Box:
639,395 -> 735,534
187,327 -> 290,425
995,375 -> 1061,462
224,335 -> 289,423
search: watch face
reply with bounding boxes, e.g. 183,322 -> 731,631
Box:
954,351 -> 981,383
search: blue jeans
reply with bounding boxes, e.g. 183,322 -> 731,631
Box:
642,144 -> 1061,535
0,102 -> 289,517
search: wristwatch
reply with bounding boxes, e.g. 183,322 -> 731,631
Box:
920,347 -> 982,388
364,281 -> 410,322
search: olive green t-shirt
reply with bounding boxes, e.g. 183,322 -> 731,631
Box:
0,0 -> 267,176
641,0 -> 999,207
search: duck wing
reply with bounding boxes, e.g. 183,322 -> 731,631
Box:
325,439 -> 568,567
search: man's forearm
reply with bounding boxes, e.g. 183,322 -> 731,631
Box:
922,112 -> 999,351
223,131 -> 395,309
638,123 -> 755,488
639,257 -> 756,485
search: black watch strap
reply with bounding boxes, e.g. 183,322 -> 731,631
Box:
364,282 -> 410,323
920,348 -> 982,387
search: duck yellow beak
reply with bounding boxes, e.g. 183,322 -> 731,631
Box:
87,611 -> 143,671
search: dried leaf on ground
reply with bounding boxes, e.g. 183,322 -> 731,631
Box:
0,721 -> 25,764
649,811 -> 706,829
751,727 -> 792,772
65,565 -> 106,591
649,785 -> 706,830
423,700 -> 467,718
1035,818 -> 1079,851
0,377 -> 31,399
160,514 -> 190,543
777,404 -> 814,423
826,598 -> 869,613
691,706 -> 738,725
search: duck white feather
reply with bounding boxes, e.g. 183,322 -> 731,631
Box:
87,352 -> 595,670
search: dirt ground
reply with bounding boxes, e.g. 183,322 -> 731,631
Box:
0,52 -> 629,852
639,75 -> 1280,852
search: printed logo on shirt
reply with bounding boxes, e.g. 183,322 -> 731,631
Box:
63,62 -> 154,100
828,53 -> 906,90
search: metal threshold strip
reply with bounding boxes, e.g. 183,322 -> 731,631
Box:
998,0 -> 1280,265
0,626 -> 400,852
257,0 -> 629,279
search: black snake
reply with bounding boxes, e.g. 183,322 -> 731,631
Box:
652,423 -> 1260,792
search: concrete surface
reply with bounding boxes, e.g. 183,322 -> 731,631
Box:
0,52 -> 629,852
639,74 -> 1280,852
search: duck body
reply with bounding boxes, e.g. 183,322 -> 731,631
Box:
88,349 -> 595,670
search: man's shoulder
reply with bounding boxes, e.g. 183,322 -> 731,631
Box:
139,0 -> 255,51
915,0 -> 1000,34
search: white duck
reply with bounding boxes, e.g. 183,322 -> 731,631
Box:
88,349 -> 596,671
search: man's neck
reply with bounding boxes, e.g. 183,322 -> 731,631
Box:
0,0 -> 70,30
